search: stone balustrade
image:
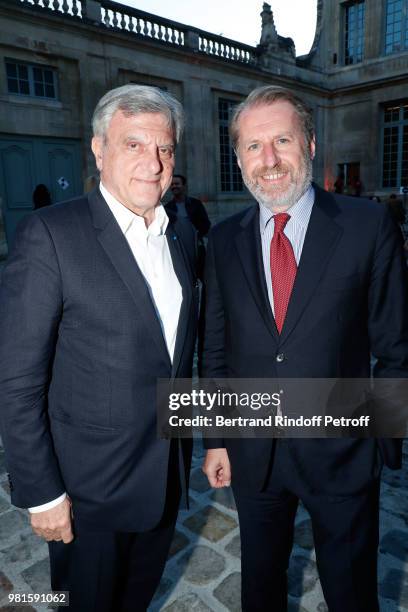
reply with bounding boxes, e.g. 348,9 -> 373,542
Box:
20,0 -> 83,17
199,33 -> 256,64
100,0 -> 185,46
15,0 -> 257,64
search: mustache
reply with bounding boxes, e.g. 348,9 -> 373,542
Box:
253,165 -> 290,178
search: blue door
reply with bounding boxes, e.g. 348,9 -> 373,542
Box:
0,135 -> 82,249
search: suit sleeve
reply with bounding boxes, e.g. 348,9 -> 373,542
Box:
368,206 -> 408,377
198,231 -> 227,449
176,216 -> 199,278
188,198 -> 211,238
0,213 -> 65,508
196,200 -> 211,237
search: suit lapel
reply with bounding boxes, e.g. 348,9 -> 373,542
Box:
234,206 -> 279,341
279,187 -> 343,343
166,221 -> 193,377
88,190 -> 171,367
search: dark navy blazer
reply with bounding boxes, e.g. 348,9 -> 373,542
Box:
200,185 -> 408,496
0,189 -> 198,531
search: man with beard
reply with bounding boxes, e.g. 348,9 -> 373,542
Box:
200,86 -> 408,611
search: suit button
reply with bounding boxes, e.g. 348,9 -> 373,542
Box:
276,353 -> 285,363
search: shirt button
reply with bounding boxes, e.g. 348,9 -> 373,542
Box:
276,353 -> 285,363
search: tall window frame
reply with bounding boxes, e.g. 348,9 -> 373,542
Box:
382,101 -> 408,189
218,98 -> 243,193
5,59 -> 58,99
344,0 -> 366,65
384,0 -> 408,55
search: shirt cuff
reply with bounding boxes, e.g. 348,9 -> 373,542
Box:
28,492 -> 67,513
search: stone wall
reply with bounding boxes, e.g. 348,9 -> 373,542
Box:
0,0 -> 407,252
0,0 -> 325,249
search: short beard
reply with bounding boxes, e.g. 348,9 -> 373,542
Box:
241,150 -> 313,212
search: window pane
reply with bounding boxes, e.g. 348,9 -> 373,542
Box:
44,70 -> 54,84
345,1 -> 365,65
34,81 -> 44,97
384,0 -> 404,54
18,64 -> 28,80
218,98 -> 243,193
383,100 -> 408,187
33,67 -> 43,82
6,62 -> 17,78
7,77 -> 18,93
402,126 -> 408,182
19,80 -> 29,95
5,59 -> 56,98
45,84 -> 55,98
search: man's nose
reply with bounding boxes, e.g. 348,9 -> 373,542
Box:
262,143 -> 280,167
144,148 -> 163,174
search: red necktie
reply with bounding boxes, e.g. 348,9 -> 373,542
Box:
270,213 -> 297,333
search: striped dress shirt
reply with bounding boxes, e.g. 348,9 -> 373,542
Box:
259,185 -> 315,315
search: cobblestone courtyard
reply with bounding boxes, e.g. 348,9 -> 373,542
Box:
0,438 -> 407,612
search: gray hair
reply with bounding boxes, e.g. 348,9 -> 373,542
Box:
230,85 -> 314,151
92,84 -> 184,143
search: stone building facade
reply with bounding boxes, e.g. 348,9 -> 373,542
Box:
0,0 -> 407,252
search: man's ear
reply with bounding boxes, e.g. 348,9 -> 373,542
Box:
91,137 -> 103,172
236,150 -> 241,169
310,136 -> 316,161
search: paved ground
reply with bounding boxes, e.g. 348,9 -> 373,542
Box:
0,437 -> 407,611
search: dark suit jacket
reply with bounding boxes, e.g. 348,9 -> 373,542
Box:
165,197 -> 211,238
200,185 -> 408,496
0,189 -> 198,532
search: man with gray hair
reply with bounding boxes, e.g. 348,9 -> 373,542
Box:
0,85 -> 198,611
201,85 -> 408,610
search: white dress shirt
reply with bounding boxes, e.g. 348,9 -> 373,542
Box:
101,182 -> 182,361
29,183 -> 182,513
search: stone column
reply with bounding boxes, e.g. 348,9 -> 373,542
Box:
82,0 -> 101,24
181,80 -> 214,201
364,0 -> 384,60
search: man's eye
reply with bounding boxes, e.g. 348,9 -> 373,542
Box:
248,143 -> 259,151
128,142 -> 141,151
277,138 -> 289,145
159,147 -> 174,158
